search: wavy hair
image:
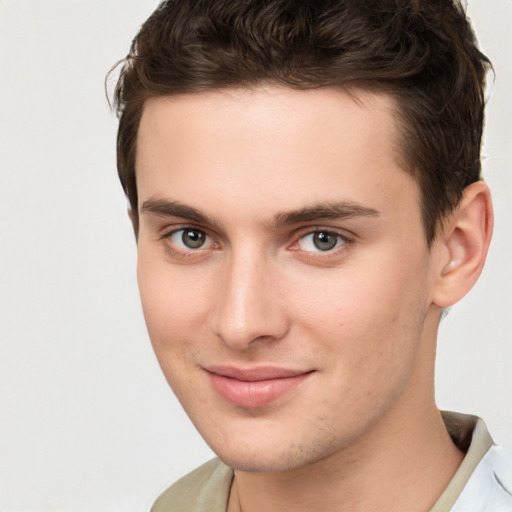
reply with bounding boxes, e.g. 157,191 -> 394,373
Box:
111,0 -> 491,242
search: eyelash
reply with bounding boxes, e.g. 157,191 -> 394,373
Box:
159,226 -> 217,260
159,226 -> 354,259
292,230 -> 353,254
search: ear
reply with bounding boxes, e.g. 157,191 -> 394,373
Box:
128,208 -> 139,241
431,181 -> 493,308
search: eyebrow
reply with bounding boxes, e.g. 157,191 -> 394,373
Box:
272,201 -> 380,227
140,197 -> 380,227
140,198 -> 217,226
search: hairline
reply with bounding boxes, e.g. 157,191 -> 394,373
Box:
129,80 -> 439,241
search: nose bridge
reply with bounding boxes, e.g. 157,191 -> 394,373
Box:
211,244 -> 288,349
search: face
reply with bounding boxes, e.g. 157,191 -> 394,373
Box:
135,87 -> 442,472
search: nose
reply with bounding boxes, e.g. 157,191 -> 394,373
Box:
210,251 -> 290,351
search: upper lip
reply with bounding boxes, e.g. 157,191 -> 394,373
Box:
205,365 -> 314,382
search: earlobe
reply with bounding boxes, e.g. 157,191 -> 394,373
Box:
432,181 -> 493,308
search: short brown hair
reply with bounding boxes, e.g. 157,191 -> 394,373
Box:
111,0 -> 491,242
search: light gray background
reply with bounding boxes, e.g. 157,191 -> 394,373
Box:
0,1 -> 510,511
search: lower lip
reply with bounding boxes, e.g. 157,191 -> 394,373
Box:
207,372 -> 313,408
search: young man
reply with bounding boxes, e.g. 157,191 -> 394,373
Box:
112,1 -> 512,510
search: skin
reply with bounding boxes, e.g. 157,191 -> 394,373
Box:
134,87 -> 492,511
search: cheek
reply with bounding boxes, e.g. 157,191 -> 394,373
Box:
137,254 -> 211,330
136,259 -> 208,406
287,254 -> 430,367
136,254 -> 215,384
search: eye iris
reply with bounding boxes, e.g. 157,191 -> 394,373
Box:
182,230 -> 205,249
313,232 -> 338,251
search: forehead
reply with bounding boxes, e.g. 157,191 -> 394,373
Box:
135,86 -> 417,223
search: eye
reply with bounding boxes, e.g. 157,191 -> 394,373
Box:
169,228 -> 211,250
297,231 -> 346,252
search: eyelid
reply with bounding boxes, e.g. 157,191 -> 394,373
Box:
175,229 -> 212,249
298,232 -> 344,251
158,223 -> 354,257
160,224 -> 209,240
160,225 -> 219,258
288,226 -> 355,254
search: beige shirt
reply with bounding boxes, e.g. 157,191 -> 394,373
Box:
151,412 -> 512,512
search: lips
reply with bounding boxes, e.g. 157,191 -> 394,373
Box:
205,366 -> 314,408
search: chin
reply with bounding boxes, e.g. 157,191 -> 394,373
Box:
209,433 -> 335,474
217,451 -> 303,473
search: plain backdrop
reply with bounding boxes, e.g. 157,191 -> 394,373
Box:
0,1 -> 510,511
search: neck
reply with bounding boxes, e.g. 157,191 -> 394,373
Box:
228,402 -> 463,512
